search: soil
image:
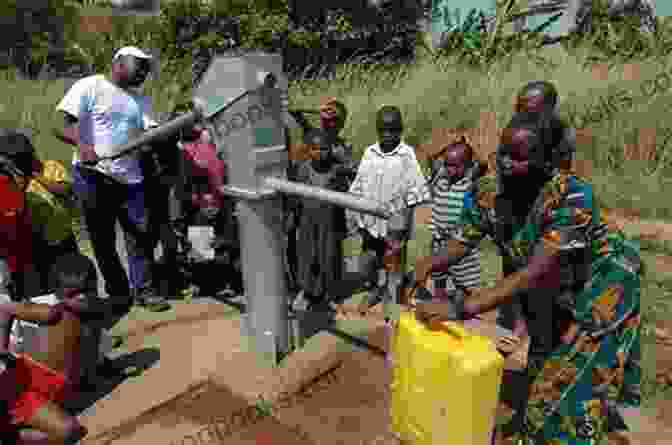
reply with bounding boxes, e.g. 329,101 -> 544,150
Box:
79,14 -> 114,34
78,306 -> 671,445
78,207 -> 672,445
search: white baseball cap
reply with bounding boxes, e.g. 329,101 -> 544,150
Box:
113,46 -> 153,61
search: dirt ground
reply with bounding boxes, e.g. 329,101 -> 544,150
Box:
73,299 -> 672,445
75,208 -> 672,445
79,307 -> 512,445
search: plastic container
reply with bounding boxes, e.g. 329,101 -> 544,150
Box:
390,312 -> 504,445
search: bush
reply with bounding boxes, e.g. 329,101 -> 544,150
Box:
5,0 -> 422,85
562,0 -> 668,67
427,0 -> 562,73
0,0 -> 82,77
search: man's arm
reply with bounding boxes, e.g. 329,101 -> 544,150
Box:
0,298 -> 106,350
55,79 -> 85,147
55,112 -> 97,163
11,303 -> 66,325
55,78 -> 98,162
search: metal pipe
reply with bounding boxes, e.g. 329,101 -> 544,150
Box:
235,196 -> 291,364
264,177 -> 391,219
81,110 -> 200,165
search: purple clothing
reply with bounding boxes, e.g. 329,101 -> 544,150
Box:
72,166 -> 152,296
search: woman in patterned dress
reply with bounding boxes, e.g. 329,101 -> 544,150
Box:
414,111 -> 641,444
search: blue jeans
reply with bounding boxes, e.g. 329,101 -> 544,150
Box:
72,166 -> 153,300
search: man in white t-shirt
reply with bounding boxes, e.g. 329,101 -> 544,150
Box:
53,46 -> 170,314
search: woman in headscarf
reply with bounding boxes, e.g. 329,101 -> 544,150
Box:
414,111 -> 641,444
496,81 -> 578,341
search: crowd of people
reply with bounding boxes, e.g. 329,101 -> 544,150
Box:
0,45 -> 243,444
0,43 -> 642,444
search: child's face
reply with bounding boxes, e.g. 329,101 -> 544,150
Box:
443,145 -> 469,179
499,128 -> 532,177
320,101 -> 345,133
320,112 -> 340,131
377,119 -> 403,152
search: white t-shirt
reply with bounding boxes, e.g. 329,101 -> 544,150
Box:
56,75 -> 157,184
348,142 -> 430,238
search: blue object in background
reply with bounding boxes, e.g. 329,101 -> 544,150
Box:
430,0 -> 496,47
430,0 -> 664,49
525,8 -> 567,37
655,1 -> 671,17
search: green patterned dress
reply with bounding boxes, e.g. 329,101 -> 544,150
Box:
452,172 -> 641,444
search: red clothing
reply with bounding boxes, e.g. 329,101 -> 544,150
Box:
182,136 -> 226,208
0,176 -> 33,273
5,353 -> 66,425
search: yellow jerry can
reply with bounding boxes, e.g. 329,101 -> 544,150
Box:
390,311 -> 504,445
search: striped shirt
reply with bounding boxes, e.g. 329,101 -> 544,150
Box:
429,169 -> 481,289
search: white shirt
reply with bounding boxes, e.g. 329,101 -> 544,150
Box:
348,142 -> 430,238
56,75 -> 157,184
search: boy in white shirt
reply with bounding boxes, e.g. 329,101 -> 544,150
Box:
348,106 -> 430,316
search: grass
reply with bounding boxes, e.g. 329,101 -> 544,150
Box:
3,35 -> 671,411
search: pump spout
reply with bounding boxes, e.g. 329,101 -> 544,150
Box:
263,176 -> 391,219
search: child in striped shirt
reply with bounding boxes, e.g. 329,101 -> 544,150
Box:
428,135 -> 487,303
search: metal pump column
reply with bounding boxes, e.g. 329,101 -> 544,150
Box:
196,53 -> 390,365
95,53 -> 390,366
